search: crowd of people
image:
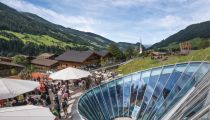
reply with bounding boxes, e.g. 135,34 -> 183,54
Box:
0,69 -> 120,120
73,70 -> 118,90
91,70 -> 118,85
0,77 -> 73,119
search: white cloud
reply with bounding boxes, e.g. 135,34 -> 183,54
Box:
0,0 -> 100,32
186,0 -> 210,23
1,0 -> 210,45
109,0 -> 157,6
136,15 -> 189,31
130,15 -> 192,44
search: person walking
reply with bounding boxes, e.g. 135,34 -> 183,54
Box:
62,99 -> 68,118
57,89 -> 62,109
54,100 -> 61,119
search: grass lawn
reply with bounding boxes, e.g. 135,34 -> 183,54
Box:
117,47 -> 210,75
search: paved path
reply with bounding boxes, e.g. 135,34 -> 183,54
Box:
61,89 -> 84,119
90,58 -> 136,72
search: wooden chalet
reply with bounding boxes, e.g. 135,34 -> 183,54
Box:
95,50 -> 113,59
31,58 -> 59,69
0,61 -> 24,77
151,52 -> 167,59
55,50 -> 101,69
0,56 -> 12,62
95,50 -> 114,66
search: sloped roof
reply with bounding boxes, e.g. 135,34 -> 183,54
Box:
151,52 -> 167,55
0,56 -> 12,61
95,50 -> 111,57
36,53 -> 55,59
55,50 -> 100,63
31,58 -> 58,67
0,61 -> 24,68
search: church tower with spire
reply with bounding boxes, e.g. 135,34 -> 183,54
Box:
139,39 -> 143,54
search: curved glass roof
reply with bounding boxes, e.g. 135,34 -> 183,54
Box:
77,62 -> 210,120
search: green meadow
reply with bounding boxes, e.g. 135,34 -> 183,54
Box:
117,47 -> 210,75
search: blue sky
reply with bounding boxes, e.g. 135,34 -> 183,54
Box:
1,0 -> 210,45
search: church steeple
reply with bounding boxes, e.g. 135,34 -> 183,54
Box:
139,39 -> 143,54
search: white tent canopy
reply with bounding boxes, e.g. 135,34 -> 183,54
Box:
0,78 -> 39,100
0,105 -> 55,120
49,67 -> 91,81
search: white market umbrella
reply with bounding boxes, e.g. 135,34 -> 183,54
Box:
0,78 -> 39,100
49,67 -> 91,81
0,105 -> 55,120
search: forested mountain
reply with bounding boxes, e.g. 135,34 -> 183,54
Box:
150,21 -> 210,49
0,2 -> 138,56
117,42 -> 142,50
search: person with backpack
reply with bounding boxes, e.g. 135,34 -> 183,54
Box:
51,107 -> 60,120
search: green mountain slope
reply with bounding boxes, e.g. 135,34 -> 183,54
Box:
117,42 -> 143,51
151,21 -> 210,49
0,2 -> 139,56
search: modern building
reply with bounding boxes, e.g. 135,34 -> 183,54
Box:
71,61 -> 210,120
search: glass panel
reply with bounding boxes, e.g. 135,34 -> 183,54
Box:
194,62 -> 210,85
78,62 -> 210,120
86,91 -> 105,120
135,70 -> 151,106
147,63 -> 188,120
131,70 -> 151,119
163,63 -> 210,119
101,84 -> 114,119
142,65 -> 175,119
80,96 -> 98,120
93,87 -> 110,119
116,78 -> 124,116
78,101 -> 92,120
129,72 -> 142,116
137,67 -> 162,119
123,75 -> 132,117
155,63 -> 201,119
108,80 -> 119,117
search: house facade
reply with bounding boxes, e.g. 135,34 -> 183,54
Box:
55,50 -> 101,69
